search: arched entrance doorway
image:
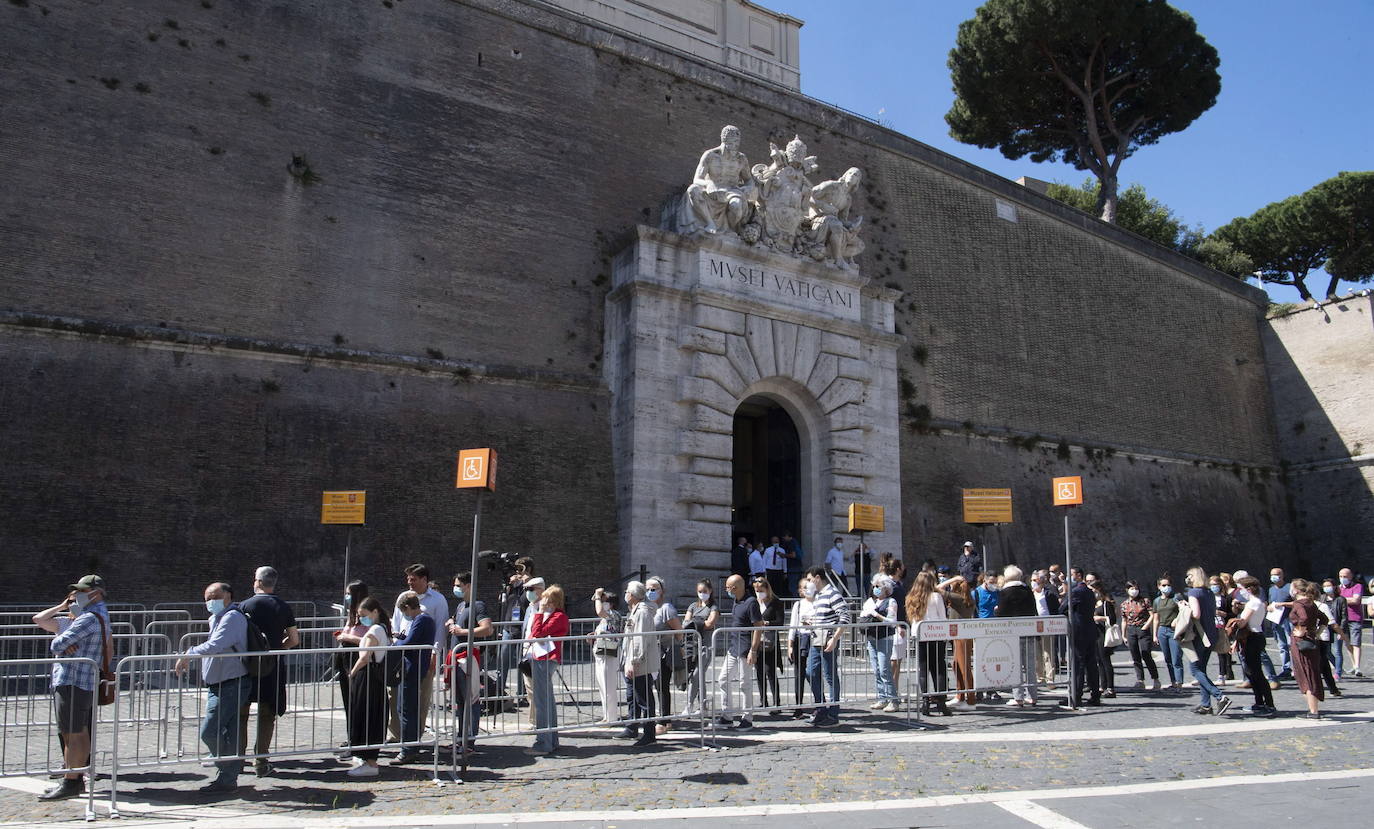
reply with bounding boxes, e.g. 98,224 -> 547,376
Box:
731,395 -> 801,547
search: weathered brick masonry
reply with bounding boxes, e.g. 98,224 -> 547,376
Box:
0,0 -> 1294,605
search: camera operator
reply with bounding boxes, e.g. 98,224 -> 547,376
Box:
496,556 -> 536,707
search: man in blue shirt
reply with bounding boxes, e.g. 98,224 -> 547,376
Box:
393,590 -> 437,764
33,574 -> 110,801
175,582 -> 250,794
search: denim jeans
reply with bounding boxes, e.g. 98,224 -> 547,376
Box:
530,659 -> 558,752
866,635 -> 895,703
201,675 -> 250,782
1156,627 -> 1184,685
1332,636 -> 1345,676
1188,646 -> 1223,706
1273,619 -> 1292,674
398,669 -> 423,748
806,644 -> 840,722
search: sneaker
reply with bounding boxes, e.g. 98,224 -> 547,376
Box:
1192,705 -> 1212,715
1303,712 -> 1323,720
713,716 -> 734,728
732,718 -> 753,732
1131,681 -> 1144,691
883,701 -> 900,713
1268,679 -> 1281,690
1006,698 -> 1023,707
1355,670 -> 1365,677
253,761 -> 273,778
392,753 -> 418,765
1149,679 -> 1161,691
1102,689 -> 1116,698
346,763 -> 379,778
1213,696 -> 1234,717
200,778 -> 240,792
38,779 -> 84,801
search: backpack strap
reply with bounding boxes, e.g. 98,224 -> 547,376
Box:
95,613 -> 112,673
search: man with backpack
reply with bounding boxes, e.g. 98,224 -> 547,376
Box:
237,566 -> 300,778
175,582 -> 251,794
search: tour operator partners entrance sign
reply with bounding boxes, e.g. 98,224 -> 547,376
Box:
699,253 -> 862,322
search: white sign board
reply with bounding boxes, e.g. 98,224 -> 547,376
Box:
974,636 -> 1020,689
914,616 -> 1067,642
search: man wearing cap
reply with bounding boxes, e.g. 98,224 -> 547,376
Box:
175,582 -> 250,794
956,542 -> 982,585
31,575 -> 111,800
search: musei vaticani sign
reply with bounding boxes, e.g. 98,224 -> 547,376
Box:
698,254 -> 860,322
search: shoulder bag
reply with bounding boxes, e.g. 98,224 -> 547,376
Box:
95,615 -> 116,706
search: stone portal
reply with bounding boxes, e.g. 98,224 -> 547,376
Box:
604,226 -> 903,594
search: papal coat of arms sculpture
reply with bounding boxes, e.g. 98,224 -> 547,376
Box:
672,125 -> 865,272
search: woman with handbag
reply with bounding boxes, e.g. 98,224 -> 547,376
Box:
345,597 -> 392,778
1092,581 -> 1119,698
751,576 -> 784,714
591,587 -> 624,724
646,577 -> 683,734
859,574 -> 899,712
681,580 -> 718,717
1286,579 -> 1327,719
1231,576 -> 1275,716
1183,567 -> 1234,716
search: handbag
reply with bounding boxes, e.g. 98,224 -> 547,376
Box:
95,615 -> 116,706
1172,598 -> 1194,640
1103,625 -> 1124,648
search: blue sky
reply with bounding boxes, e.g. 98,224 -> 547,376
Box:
781,0 -> 1373,302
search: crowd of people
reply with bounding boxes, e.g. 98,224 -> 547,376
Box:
29,550 -> 1368,800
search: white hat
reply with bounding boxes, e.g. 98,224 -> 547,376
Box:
963,541 -> 974,548
523,576 -> 546,590
1232,570 -> 1249,581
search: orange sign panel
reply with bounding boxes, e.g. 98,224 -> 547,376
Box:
847,503 -> 885,533
1052,476 -> 1083,506
962,488 -> 1013,524
321,491 -> 366,525
456,448 -> 498,491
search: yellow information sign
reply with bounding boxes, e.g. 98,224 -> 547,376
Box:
456,448 -> 498,491
963,488 -> 1013,524
1053,476 -> 1083,506
321,491 -> 366,525
847,503 -> 885,533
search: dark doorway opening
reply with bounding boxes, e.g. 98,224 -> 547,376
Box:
731,396 -> 801,545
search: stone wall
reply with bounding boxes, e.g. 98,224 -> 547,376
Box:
0,0 -> 1290,604
1263,295 -> 1374,577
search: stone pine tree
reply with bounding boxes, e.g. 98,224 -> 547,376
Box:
1046,178 -> 1184,249
945,0 -> 1221,223
1215,171 -> 1374,301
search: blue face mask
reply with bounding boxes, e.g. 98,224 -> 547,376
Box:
1160,586 -> 1173,596
1340,578 -> 1351,587
647,589 -> 661,602
453,587 -> 465,599
343,594 -> 353,606
359,615 -> 374,628
1210,585 -> 1222,594
206,598 -> 226,616
872,586 -> 884,598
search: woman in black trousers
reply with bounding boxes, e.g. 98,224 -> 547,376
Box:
752,578 -> 784,711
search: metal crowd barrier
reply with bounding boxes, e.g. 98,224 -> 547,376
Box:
909,615 -> 1070,720
0,656 -> 101,820
106,643 -> 443,817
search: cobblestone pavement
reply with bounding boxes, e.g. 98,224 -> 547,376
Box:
2,672 -> 1371,828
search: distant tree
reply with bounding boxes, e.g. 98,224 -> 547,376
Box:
1046,178 -> 1183,249
1310,171 -> 1374,297
1214,172 -> 1374,300
946,0 -> 1220,224
1177,230 -> 1253,277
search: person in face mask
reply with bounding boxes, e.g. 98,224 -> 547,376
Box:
645,577 -> 684,734
174,582 -> 251,793
1149,577 -> 1184,692
1119,580 -> 1160,691
680,581 -> 719,718
973,573 -> 1001,618
345,597 -> 392,777
32,575 -> 110,801
750,577 -> 784,715
786,577 -> 816,718
445,572 -> 492,752
860,574 -> 899,711
1335,568 -> 1364,678
716,574 -> 762,731
1231,577 -> 1276,716
332,581 -> 370,750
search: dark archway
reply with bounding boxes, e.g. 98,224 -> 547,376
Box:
731,395 -> 801,545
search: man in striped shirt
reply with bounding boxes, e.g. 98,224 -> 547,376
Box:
804,566 -> 850,727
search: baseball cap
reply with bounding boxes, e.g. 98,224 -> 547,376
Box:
69,574 -> 106,591
523,577 -> 546,590
962,541 -> 974,548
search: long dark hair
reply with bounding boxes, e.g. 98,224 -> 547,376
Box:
357,597 -> 392,639
346,580 -> 369,627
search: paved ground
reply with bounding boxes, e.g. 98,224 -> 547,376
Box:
2,666 -> 1371,828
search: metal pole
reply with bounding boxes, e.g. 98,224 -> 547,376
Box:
459,488 -> 485,777
342,527 -> 354,596
1063,510 -> 1074,708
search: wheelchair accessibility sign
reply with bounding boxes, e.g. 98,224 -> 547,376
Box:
1052,475 -> 1083,506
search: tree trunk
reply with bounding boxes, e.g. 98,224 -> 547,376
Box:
1291,277 -> 1314,302
1324,273 -> 1342,298
1096,174 -> 1118,224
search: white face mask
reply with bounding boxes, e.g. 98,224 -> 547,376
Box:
1127,589 -> 1139,598
803,583 -> 817,597
74,592 -> 94,609
697,592 -> 710,602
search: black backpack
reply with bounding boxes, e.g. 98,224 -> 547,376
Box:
232,608 -> 274,677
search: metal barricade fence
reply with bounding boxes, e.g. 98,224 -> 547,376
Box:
107,643 -> 443,817
451,627 -> 706,771
0,656 -> 101,820
908,615 -> 1069,721
0,624 -> 136,665
705,621 -> 907,733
